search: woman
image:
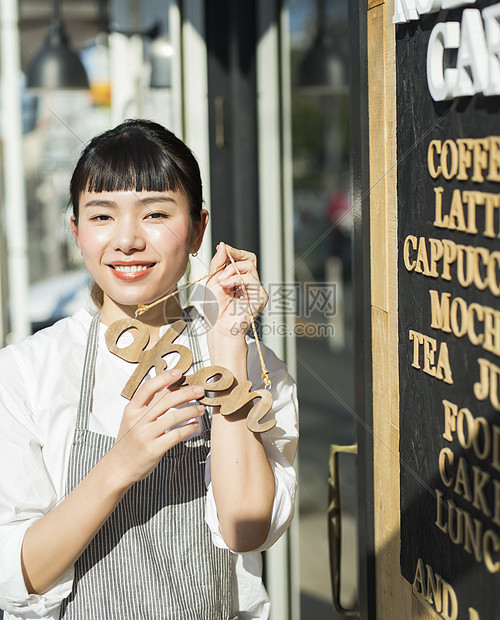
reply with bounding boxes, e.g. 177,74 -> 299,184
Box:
0,119 -> 298,619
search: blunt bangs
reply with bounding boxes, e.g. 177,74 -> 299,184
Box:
71,120 -> 203,223
82,133 -> 182,195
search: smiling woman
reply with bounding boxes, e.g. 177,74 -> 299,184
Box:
0,119 -> 298,620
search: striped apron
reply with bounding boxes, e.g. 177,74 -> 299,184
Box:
59,312 -> 233,619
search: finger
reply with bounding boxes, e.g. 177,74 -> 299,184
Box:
154,403 -> 205,435
224,244 -> 257,266
209,242 -> 227,275
145,385 -> 205,421
217,276 -> 260,293
131,368 -> 184,408
156,418 -> 203,451
217,260 -> 259,282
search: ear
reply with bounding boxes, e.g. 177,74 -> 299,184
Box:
191,209 -> 209,253
70,215 -> 81,248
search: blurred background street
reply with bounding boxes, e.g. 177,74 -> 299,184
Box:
0,0 -> 353,617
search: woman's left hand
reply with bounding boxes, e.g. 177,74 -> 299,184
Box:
205,243 -> 268,340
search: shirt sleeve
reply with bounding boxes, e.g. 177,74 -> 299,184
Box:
205,342 -> 299,551
0,349 -> 73,618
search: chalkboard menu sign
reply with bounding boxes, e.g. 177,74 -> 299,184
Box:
397,1 -> 500,618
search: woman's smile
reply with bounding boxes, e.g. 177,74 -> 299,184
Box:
109,262 -> 156,280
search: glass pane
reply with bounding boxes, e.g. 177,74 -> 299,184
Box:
289,0 -> 357,616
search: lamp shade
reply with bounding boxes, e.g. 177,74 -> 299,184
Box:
26,20 -> 89,90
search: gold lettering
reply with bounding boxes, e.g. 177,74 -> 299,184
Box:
483,307 -> 500,356
457,407 -> 475,450
487,251 -> 500,295
403,235 -> 417,271
456,245 -> 474,288
436,342 -> 453,385
456,138 -> 473,181
473,247 -> 489,291
442,139 -> 459,180
429,238 -> 444,277
493,426 -> 500,473
413,557 -> 425,597
482,529 -> 500,574
433,187 -> 448,228
428,140 -> 442,178
425,563 -> 443,613
463,509 -> 483,563
450,296 -> 468,338
443,400 -> 457,442
448,499 -> 464,545
442,239 -> 457,281
448,189 -> 467,231
473,358 -> 500,411
474,358 -> 490,402
488,136 -> 500,182
409,331 -> 453,384
409,330 -> 423,369
435,488 -> 448,534
473,418 -> 491,461
482,193 -> 499,239
454,457 -> 472,501
462,190 -> 479,234
441,579 -> 459,620
430,290 -> 452,333
493,479 -> 500,527
471,138 -> 490,183
472,466 -> 491,516
423,336 -> 437,376
439,448 -> 454,487
416,237 -> 431,275
469,303 -> 485,346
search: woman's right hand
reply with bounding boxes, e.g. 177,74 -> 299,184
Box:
104,368 -> 205,489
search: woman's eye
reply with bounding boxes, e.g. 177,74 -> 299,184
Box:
146,211 -> 169,219
90,214 -> 112,221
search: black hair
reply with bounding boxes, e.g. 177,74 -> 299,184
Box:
70,119 -> 203,224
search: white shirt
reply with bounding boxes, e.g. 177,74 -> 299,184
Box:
0,309 -> 298,620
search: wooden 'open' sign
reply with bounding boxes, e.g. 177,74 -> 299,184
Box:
105,318 -> 275,433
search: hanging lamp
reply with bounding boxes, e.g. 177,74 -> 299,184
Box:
26,0 -> 89,90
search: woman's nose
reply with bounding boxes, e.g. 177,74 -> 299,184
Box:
113,219 -> 146,253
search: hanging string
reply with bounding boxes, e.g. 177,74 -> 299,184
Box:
134,263 -> 226,318
134,243 -> 271,389
223,245 -> 271,389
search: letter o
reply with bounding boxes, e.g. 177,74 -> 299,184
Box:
450,297 -> 468,338
441,140 -> 459,180
457,407 -> 475,450
472,417 -> 491,460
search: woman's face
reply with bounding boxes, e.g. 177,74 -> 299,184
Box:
71,188 -> 208,321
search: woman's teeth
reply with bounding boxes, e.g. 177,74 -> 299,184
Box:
114,265 -> 149,273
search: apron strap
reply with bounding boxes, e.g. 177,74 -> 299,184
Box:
75,312 -> 101,431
